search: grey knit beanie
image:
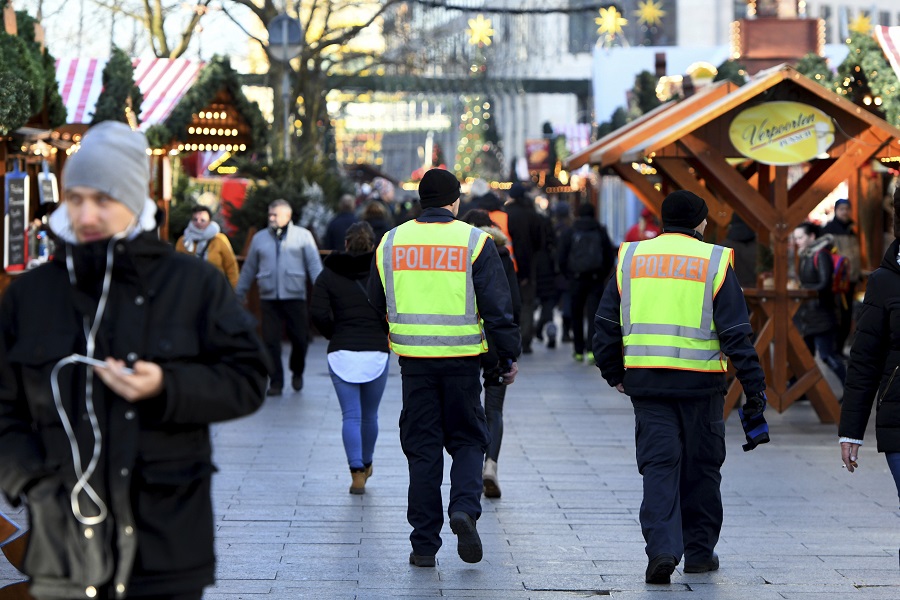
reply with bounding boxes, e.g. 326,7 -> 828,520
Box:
62,121 -> 149,216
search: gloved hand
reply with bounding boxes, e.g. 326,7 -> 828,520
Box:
739,391 -> 770,452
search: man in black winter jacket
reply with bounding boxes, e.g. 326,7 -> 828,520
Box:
0,122 -> 269,600
593,191 -> 767,585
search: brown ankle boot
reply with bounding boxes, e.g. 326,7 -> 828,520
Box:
364,463 -> 373,481
350,470 -> 366,494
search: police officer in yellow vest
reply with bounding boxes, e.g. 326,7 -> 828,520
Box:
593,191 -> 767,584
367,168 -> 521,568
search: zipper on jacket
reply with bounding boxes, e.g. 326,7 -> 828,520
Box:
878,365 -> 899,409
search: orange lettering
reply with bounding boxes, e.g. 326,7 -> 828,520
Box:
392,245 -> 468,271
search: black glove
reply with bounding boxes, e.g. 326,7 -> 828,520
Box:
739,392 -> 770,452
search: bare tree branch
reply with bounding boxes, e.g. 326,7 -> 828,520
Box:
218,2 -> 268,50
168,0 -> 213,58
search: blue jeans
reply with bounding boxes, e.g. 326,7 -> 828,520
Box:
886,452 -> 900,509
329,362 -> 389,470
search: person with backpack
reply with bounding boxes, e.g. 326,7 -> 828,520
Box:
792,221 -> 846,384
558,203 -> 614,363
822,199 -> 862,355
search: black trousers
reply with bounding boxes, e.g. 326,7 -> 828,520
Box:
260,299 -> 308,387
399,371 -> 490,556
632,394 -> 726,564
570,277 -> 604,355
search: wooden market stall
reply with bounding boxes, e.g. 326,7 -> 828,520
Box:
53,54 -> 267,240
567,64 -> 900,423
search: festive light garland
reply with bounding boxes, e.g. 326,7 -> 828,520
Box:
409,0 -> 615,15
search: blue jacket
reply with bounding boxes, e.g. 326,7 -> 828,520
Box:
236,222 -> 323,302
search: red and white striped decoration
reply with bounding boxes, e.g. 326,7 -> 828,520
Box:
875,26 -> 900,88
55,57 -> 204,129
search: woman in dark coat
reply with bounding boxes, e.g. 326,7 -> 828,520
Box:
792,221 -> 846,384
311,222 -> 390,495
840,188 -> 900,533
461,209 -> 521,498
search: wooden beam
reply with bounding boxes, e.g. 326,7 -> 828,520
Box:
611,163 -> 666,209
654,158 -> 733,227
679,135 -> 778,232
786,127 -> 891,227
787,159 -> 835,207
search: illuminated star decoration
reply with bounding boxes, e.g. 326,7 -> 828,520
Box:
467,14 -> 494,47
635,0 -> 666,28
596,6 -> 628,40
848,13 -> 872,36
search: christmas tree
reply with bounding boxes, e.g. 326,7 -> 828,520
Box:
454,15 -> 504,182
833,33 -> 900,127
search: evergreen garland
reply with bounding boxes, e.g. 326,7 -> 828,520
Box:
0,70 -> 32,135
833,33 -> 900,127
794,53 -> 835,89
145,55 -> 268,151
713,59 -> 747,86
0,33 -> 42,123
13,9 -> 66,128
91,47 -> 143,126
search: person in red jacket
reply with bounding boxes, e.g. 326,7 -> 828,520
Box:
624,206 -> 662,242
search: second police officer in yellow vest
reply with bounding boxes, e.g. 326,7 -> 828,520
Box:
367,168 -> 521,568
593,191 -> 769,585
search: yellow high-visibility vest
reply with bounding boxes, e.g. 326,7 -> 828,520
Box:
376,219 -> 490,357
616,233 -> 733,372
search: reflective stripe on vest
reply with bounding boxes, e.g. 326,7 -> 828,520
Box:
378,220 -> 489,357
617,235 -> 731,372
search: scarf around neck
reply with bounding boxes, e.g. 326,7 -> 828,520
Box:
183,220 -> 220,255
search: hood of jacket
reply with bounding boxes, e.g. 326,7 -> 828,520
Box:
473,192 -> 505,212
572,216 -> 602,232
881,237 -> 900,275
323,251 -> 374,280
479,225 -> 508,248
798,233 -> 835,259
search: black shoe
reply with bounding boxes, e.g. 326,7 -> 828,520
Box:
547,337 -> 556,349
684,553 -> 719,573
292,375 -> 303,391
409,552 -> 436,567
266,386 -> 282,397
449,512 -> 482,563
645,554 -> 677,584
522,345 -> 533,354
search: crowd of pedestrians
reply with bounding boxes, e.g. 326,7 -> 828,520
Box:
2,121 -> 897,598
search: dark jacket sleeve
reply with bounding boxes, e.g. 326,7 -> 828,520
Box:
807,248 -> 833,293
599,225 -> 616,282
713,267 -> 766,396
501,252 -> 522,325
310,270 -> 335,339
839,275 -> 891,440
558,228 -> 572,276
366,255 -> 390,335
593,276 -> 625,388
473,237 -> 521,360
0,288 -> 52,500
158,269 -> 270,425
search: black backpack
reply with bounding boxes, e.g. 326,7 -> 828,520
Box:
568,229 -> 605,275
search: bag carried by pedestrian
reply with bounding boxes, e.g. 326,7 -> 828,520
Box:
568,229 -> 605,275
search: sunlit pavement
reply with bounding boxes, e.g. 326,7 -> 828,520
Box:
3,334 -> 899,598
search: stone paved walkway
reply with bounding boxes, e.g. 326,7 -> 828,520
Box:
3,336 -> 900,599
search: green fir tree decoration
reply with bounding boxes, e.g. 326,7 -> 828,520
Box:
714,59 -> 748,86
795,53 -> 835,89
833,33 -> 900,127
91,47 -> 143,126
14,8 -> 66,128
454,46 -> 504,181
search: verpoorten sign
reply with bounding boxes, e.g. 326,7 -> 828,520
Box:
3,164 -> 29,272
729,101 -> 835,166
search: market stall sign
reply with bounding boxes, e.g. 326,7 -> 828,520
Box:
4,165 -> 29,272
729,101 -> 835,166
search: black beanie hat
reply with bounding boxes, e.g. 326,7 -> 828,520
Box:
418,168 -> 461,209
661,190 -> 709,229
